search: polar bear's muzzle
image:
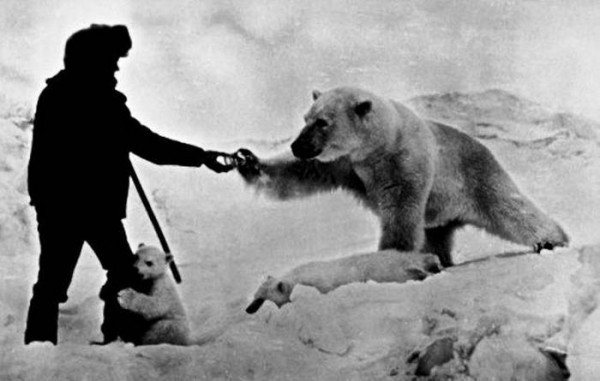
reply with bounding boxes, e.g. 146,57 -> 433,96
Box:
245,298 -> 266,314
291,125 -> 326,159
291,140 -> 322,159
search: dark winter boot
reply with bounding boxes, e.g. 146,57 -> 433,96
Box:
24,297 -> 59,345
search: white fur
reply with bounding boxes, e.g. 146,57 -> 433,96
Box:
117,245 -> 190,345
247,250 -> 440,312
238,87 -> 570,267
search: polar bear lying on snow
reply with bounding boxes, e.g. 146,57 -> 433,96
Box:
246,250 -> 441,313
117,244 -> 190,345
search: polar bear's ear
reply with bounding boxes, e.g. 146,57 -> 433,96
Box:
312,90 -> 322,101
354,100 -> 372,117
165,253 -> 174,264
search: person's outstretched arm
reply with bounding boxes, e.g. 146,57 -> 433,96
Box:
119,96 -> 231,172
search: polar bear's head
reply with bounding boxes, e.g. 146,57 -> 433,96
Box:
133,244 -> 172,281
245,276 -> 295,314
291,87 -> 379,162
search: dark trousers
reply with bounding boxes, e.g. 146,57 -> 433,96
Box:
24,211 -> 137,344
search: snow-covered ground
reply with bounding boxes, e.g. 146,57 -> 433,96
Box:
1,88 -> 599,380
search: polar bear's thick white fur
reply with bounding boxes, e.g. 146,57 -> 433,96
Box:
237,87 -> 569,267
117,245 -> 190,345
246,250 -> 441,313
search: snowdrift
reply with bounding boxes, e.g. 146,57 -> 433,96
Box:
1,90 -> 599,380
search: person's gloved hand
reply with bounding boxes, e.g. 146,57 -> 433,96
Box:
202,150 -> 235,173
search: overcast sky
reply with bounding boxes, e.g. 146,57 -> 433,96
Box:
3,0 -> 600,144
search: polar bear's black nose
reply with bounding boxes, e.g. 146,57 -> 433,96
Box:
246,298 -> 265,314
291,139 -> 322,159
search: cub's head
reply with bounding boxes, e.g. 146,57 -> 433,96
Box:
291,87 -> 375,162
245,276 -> 295,314
133,244 -> 172,281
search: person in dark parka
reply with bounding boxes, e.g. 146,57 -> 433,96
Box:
25,24 -> 232,345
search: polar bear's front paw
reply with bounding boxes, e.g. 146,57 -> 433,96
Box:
117,288 -> 137,309
422,254 -> 442,273
534,239 -> 569,253
234,148 -> 263,181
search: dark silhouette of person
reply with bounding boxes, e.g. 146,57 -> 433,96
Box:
25,24 -> 233,345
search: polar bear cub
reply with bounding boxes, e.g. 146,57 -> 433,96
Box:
117,244 -> 190,345
246,250 -> 441,313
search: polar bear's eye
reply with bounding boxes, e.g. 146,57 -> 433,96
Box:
314,118 -> 328,128
145,261 -> 154,267
276,282 -> 285,293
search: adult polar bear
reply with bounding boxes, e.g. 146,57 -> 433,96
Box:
236,87 -> 569,266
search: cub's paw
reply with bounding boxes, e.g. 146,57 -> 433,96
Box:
117,288 -> 137,309
234,148 -> 262,181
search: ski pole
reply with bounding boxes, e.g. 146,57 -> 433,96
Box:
129,161 -> 182,283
